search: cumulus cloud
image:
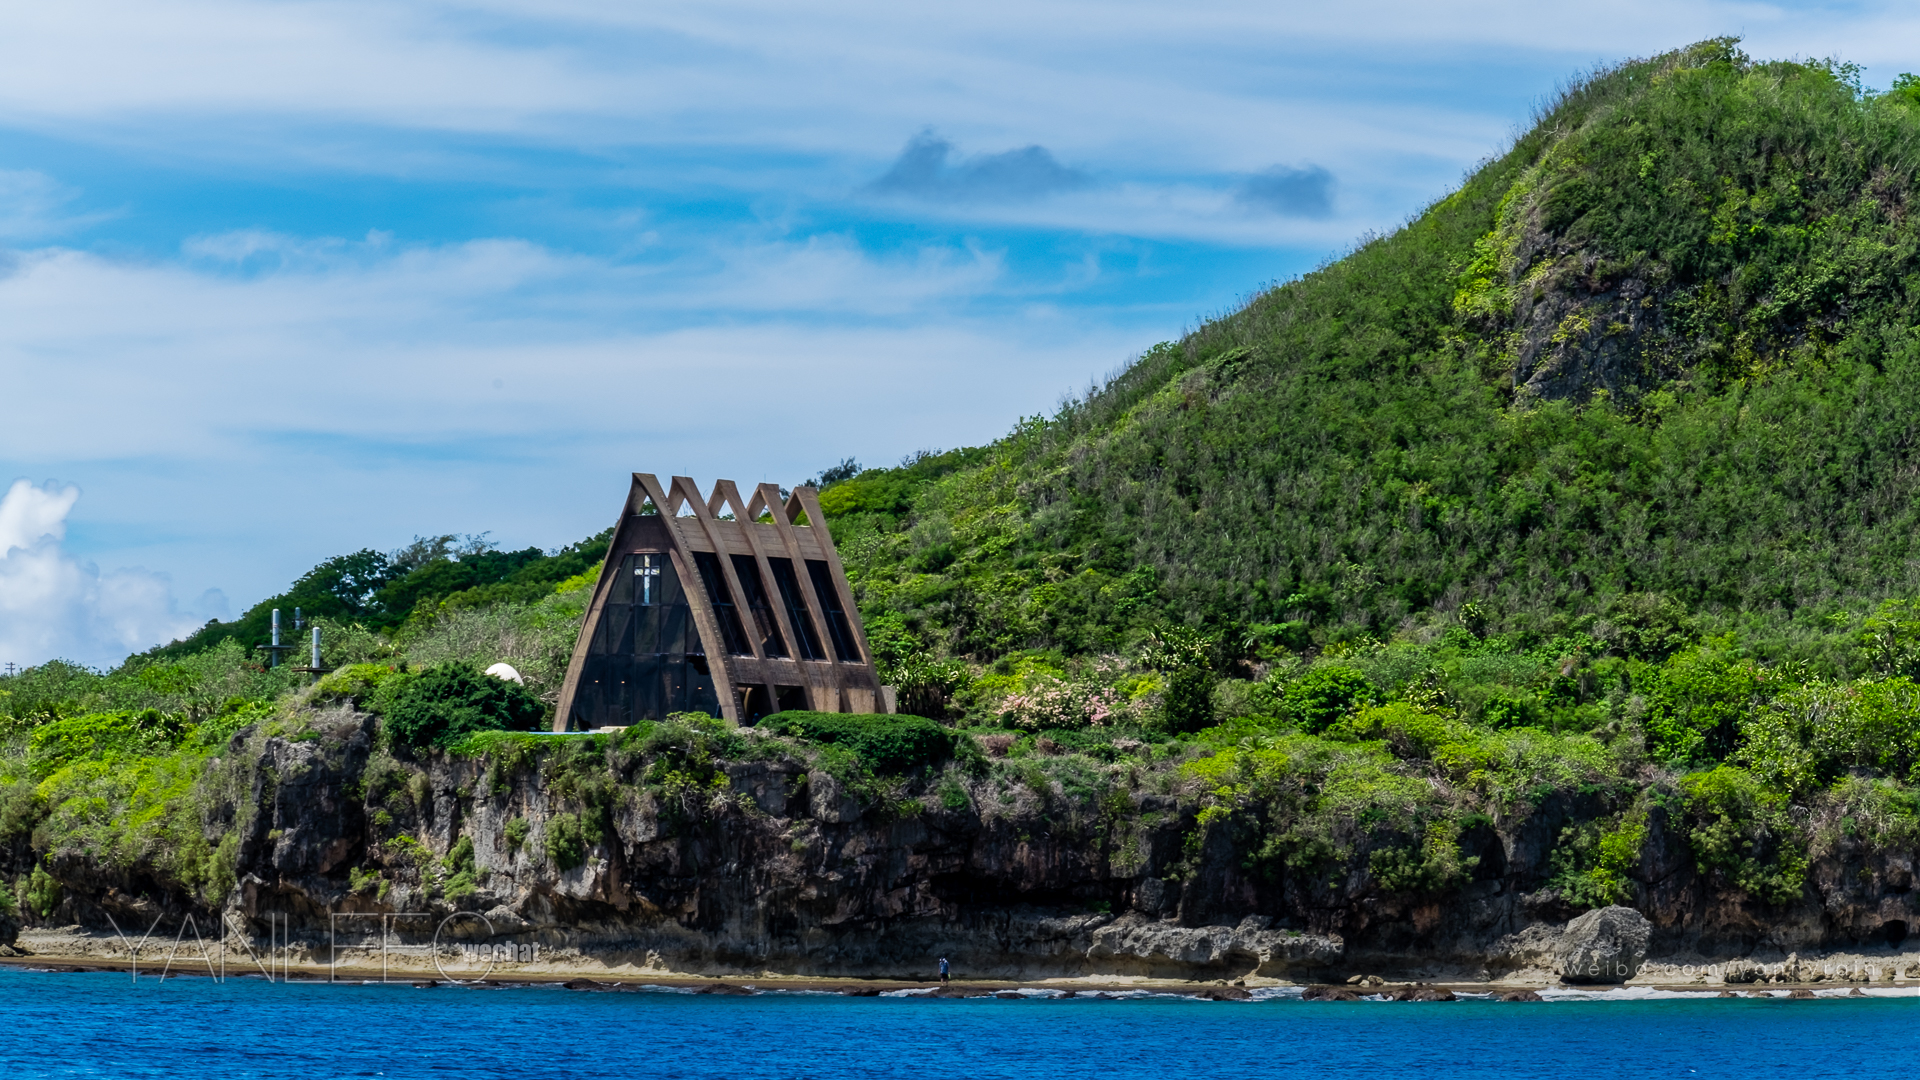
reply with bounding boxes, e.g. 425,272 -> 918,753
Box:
0,479 -> 210,670
0,478 -> 77,552
1235,164 -> 1336,218
867,130 -> 1090,203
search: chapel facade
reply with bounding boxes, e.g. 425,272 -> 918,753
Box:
553,474 -> 888,729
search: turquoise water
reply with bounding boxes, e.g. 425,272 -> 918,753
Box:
0,969 -> 1915,1078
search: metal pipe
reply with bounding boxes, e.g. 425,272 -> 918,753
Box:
311,626 -> 322,670
270,609 -> 281,667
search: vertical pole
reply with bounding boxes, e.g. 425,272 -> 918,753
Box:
311,626 -> 322,672
270,609 -> 281,668
294,607 -> 302,632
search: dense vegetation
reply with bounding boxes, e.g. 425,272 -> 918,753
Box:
151,530 -> 610,660
813,42 -> 1920,913
7,41 -> 1920,924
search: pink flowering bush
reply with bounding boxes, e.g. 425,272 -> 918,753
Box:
998,674 -> 1143,730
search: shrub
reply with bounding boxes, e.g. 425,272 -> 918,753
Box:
380,665 -> 547,749
312,663 -> 405,707
188,699 -> 274,749
763,712 -> 954,774
546,813 -> 589,870
1142,627 -> 1216,734
1479,692 -> 1542,730
1368,820 -> 1477,896
1326,701 -> 1464,759
442,836 -> 479,907
884,652 -> 970,720
1643,639 -> 1766,764
1213,678 -> 1281,724
1679,765 -> 1808,904
938,779 -> 971,810
27,712 -> 171,775
1279,667 -> 1379,733
1548,813 -> 1646,909
998,677 -> 1138,731
24,865 -> 59,918
1741,678 -> 1920,795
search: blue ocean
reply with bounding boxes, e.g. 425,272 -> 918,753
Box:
0,968 -> 1912,1079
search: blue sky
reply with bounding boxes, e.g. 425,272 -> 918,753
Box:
0,0 -> 1911,667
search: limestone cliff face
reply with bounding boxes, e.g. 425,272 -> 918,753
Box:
12,715 -> 1920,979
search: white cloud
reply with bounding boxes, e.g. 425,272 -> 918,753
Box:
0,231 -> 1143,611
0,480 -> 208,669
0,169 -> 106,240
2,0 -> 1892,245
0,478 -> 77,553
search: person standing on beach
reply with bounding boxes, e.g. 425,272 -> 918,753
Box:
939,956 -> 950,983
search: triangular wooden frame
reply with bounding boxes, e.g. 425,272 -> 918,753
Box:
554,473 -> 885,729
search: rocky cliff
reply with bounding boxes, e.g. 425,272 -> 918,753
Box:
10,709 -> 1920,985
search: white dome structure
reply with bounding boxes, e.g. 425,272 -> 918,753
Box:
484,662 -> 524,684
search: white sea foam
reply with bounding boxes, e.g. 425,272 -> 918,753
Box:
1062,989 -> 1202,1000
1536,986 -> 1702,1001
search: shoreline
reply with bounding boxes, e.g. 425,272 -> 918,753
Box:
5,952 -> 1914,999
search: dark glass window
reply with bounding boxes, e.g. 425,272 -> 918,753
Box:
693,551 -> 753,656
807,559 -> 861,663
573,552 -> 719,727
730,554 -> 788,658
769,558 -> 826,661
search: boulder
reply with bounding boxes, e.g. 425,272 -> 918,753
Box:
1789,988 -> 1817,999
1302,984 -> 1360,1001
1558,906 -> 1650,984
1497,989 -> 1544,1002
1388,983 -> 1457,1002
696,983 -> 755,995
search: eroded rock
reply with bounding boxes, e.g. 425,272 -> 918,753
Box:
1085,915 -> 1342,979
1559,906 -> 1650,985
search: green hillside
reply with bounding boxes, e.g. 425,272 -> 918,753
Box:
832,40 -> 1920,675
